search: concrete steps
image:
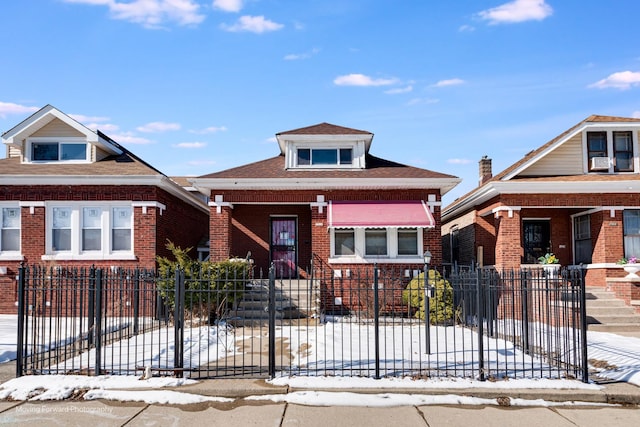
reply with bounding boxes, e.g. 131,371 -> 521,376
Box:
586,287 -> 640,333
229,279 -> 317,325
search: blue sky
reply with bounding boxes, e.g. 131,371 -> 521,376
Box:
2,0 -> 640,206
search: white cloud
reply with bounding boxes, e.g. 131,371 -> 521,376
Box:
190,125 -> 228,134
432,78 -> 466,87
136,121 -> 181,132
384,85 -> 413,95
63,0 -> 205,29
70,113 -> 110,123
174,141 -> 206,148
86,123 -> 120,133
448,158 -> 472,165
212,0 -> 243,13
458,24 -> 475,32
110,132 -> 154,144
220,15 -> 283,33
333,74 -> 398,87
477,0 -> 552,25
407,98 -> 439,106
632,111 -> 640,119
589,71 -> 640,90
284,48 -> 320,61
0,102 -> 38,119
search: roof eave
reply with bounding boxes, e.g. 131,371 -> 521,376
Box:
191,177 -> 460,193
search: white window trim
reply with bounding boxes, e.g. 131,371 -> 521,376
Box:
43,202 -> 135,261
284,140 -> 366,169
0,203 -> 23,260
25,137 -> 91,164
329,227 -> 424,264
582,128 -> 639,174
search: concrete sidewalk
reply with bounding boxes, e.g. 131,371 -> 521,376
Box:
0,378 -> 639,426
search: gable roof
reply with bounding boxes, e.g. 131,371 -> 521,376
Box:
2,104 -> 122,156
442,115 -> 640,220
0,106 -> 207,213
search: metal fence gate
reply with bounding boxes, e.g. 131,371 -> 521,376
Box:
16,263 -> 589,382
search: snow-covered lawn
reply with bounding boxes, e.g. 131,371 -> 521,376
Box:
0,314 -> 638,406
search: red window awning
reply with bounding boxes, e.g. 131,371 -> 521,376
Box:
328,201 -> 435,228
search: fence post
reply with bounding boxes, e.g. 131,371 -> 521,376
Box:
174,269 -> 185,375
268,264 -> 276,378
88,267 -> 95,346
580,266 -> 589,383
16,264 -> 26,377
521,269 -> 530,354
373,265 -> 380,379
94,268 -> 103,376
476,268 -> 485,381
133,268 -> 140,335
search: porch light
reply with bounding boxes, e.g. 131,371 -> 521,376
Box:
423,250 -> 432,266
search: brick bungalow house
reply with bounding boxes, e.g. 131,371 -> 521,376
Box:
0,105 -> 209,312
441,115 -> 640,308
191,122 -> 460,280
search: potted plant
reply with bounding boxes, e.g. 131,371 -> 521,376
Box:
538,252 -> 560,278
617,256 -> 640,279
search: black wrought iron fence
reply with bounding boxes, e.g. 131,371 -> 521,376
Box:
15,262 -> 588,382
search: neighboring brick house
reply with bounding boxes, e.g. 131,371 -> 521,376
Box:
191,123 -> 460,280
0,105 -> 209,312
441,115 -> 640,297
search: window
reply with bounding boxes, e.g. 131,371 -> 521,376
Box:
574,215 -> 592,264
365,229 -> 387,256
297,148 -> 353,166
52,207 -> 72,251
623,210 -> 640,259
1,207 -> 20,252
398,229 -> 418,255
48,204 -> 133,258
614,131 -> 633,172
330,227 -> 422,261
587,131 -> 607,171
586,130 -> 636,173
82,208 -> 102,251
31,141 -> 88,162
112,207 -> 132,251
334,230 -> 355,256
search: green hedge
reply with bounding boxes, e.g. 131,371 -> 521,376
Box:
402,269 -> 456,324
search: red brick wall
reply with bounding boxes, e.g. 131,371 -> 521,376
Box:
208,189 -> 444,271
0,185 -> 208,313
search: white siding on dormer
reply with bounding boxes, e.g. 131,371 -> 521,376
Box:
518,133 -> 583,176
31,118 -> 85,138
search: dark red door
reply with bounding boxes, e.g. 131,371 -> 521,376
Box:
270,218 -> 297,278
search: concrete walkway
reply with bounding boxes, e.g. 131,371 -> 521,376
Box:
0,377 -> 638,426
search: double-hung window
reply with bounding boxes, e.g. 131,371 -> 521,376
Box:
365,229 -> 388,256
0,207 -> 20,254
573,215 -> 592,264
614,131 -> 633,172
623,210 -> 640,259
586,130 -> 636,173
48,204 -> 133,259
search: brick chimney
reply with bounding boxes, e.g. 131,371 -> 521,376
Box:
479,155 -> 492,185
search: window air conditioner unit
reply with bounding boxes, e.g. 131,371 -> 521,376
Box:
590,157 -> 609,170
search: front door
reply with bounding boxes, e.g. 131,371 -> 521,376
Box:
270,217 -> 297,278
522,220 -> 551,264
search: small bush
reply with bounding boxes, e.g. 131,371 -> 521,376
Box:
402,269 -> 456,324
156,241 -> 250,321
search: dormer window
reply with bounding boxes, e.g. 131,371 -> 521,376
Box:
585,130 -> 637,173
27,138 -> 89,163
297,148 -> 353,166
